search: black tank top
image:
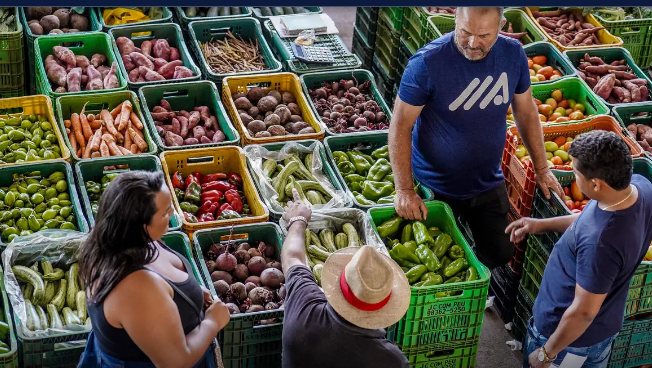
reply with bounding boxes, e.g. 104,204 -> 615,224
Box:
87,243 -> 205,362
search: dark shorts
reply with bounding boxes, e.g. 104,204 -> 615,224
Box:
433,182 -> 512,270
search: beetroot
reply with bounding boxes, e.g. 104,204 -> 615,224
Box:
206,260 -> 217,273
230,282 -> 247,302
213,280 -> 230,297
207,243 -> 225,260
226,303 -> 240,314
233,264 -> 250,281
258,242 -> 275,257
248,248 -> 262,258
245,282 -> 257,294
234,249 -> 250,264
267,261 -> 282,271
238,242 -> 251,251
249,287 -> 273,306
247,305 -> 265,313
277,284 -> 287,300
211,271 -> 233,284
245,276 -> 261,286
260,268 -> 285,289
216,249 -> 237,272
248,256 -> 267,276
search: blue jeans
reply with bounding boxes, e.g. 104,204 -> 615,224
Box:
523,319 -> 616,368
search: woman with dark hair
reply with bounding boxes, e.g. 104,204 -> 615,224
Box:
78,171 -> 230,368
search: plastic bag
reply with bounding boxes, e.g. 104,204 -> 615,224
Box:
245,141 -> 349,213
295,29 -> 316,46
3,230 -> 89,338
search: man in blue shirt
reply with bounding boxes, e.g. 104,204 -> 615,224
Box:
390,6 -> 562,269
507,130 -> 652,368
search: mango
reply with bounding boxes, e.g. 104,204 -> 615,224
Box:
532,64 -> 543,72
545,141 -> 559,152
574,103 -> 585,113
545,98 -> 558,110
569,111 -> 585,120
529,69 -> 536,76
554,107 -> 567,116
530,76 -> 539,83
551,89 -> 563,102
554,149 -> 569,162
515,145 -> 528,159
547,160 -> 554,168
567,99 -> 576,109
538,114 -> 547,122
546,152 -> 553,160
538,104 -> 553,116
571,181 -> 584,201
548,113 -> 562,122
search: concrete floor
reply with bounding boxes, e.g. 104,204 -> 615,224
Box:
323,7 -> 524,367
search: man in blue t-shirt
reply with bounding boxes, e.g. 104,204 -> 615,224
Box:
390,7 -> 562,269
507,131 -> 652,368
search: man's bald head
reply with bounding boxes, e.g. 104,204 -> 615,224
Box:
454,7 -> 506,61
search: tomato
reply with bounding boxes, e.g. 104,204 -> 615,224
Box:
564,187 -> 571,196
581,199 -> 589,205
565,199 -> 575,210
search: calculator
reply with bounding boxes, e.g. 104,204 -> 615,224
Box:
291,43 -> 335,64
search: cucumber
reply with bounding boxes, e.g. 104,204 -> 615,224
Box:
35,305 -> 48,329
283,7 -> 294,14
13,265 -> 45,305
271,7 -> 285,15
22,283 -> 33,301
293,7 -> 308,13
51,278 -> 66,311
47,304 -> 64,329
40,259 -> 54,275
42,268 -> 64,281
342,223 -> 361,248
25,300 -> 41,331
62,307 -> 81,325
44,280 -> 56,304
76,291 -> 87,321
230,7 -> 242,15
65,263 -> 79,309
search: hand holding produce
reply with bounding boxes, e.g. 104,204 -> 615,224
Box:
0,8 -> 17,33
182,7 -> 243,17
305,224 -> 362,286
204,238 -> 285,315
150,100 -> 226,147
173,171 -> 251,223
574,53 -> 650,105
626,122 -> 652,155
251,7 -> 312,17
531,9 -> 606,47
25,7 -> 90,35
233,87 -> 315,138
528,55 -> 563,82
43,45 -> 118,93
0,114 -> 64,164
377,217 -> 478,290
115,36 -> 193,83
308,78 -> 389,133
102,7 -> 164,26
12,260 -> 90,331
199,31 -> 269,74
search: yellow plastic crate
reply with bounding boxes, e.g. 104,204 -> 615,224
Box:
525,7 -> 623,52
222,72 -> 325,146
159,146 -> 268,238
0,95 -> 71,166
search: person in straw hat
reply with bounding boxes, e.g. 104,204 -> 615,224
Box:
280,188 -> 410,368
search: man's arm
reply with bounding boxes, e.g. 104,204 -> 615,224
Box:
389,97 -> 428,220
505,213 -> 579,243
511,88 -> 564,200
281,189 -> 312,272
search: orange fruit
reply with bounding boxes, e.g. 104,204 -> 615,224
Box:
551,156 -> 563,165
571,181 -> 584,201
554,136 -> 567,147
532,55 -> 547,65
538,66 -> 554,79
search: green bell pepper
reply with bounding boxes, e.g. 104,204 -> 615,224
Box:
443,258 -> 469,278
101,173 -> 119,185
403,240 -> 417,253
345,174 -> 365,192
413,221 -> 435,246
428,226 -> 442,238
174,188 -> 185,202
401,223 -> 413,243
361,153 -> 375,165
85,181 -> 101,195
416,244 -> 442,272
389,243 -> 421,265
184,181 -> 201,203
466,266 -> 478,281
371,145 -> 389,159
337,161 -> 356,175
366,158 -> 392,181
347,151 -> 371,175
433,234 -> 453,258
444,276 -> 462,284
383,173 -> 394,183
332,151 -> 349,164
388,238 -> 400,247
354,192 -> 375,206
412,280 -> 425,287
405,264 -> 428,284
361,181 -> 394,201
179,201 -> 198,214
376,216 -> 403,238
420,273 -> 444,286
377,195 -> 395,204
448,245 -> 465,259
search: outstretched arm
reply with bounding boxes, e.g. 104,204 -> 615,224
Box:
281,189 -> 312,272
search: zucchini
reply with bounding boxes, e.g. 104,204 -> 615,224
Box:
271,7 -> 285,15
319,229 -> 337,252
13,265 -> 45,305
297,180 -> 331,198
313,264 -> 323,285
307,244 -> 330,262
184,7 -> 197,17
283,7 -> 294,14
342,223 -> 361,247
262,159 -> 277,178
51,278 -> 66,311
260,7 -> 273,17
40,259 -> 54,275
76,291 -> 87,321
293,7 -> 308,13
44,280 -> 56,304
206,7 -> 219,17
65,263 -> 79,309
62,307 -> 81,325
42,268 -> 64,281
25,300 -> 41,331
22,283 -> 33,301
47,304 -> 64,329
0,321 -> 9,339
218,7 -> 229,16
230,7 -> 242,15
35,305 -> 48,329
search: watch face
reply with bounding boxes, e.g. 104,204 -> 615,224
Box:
538,349 -> 546,362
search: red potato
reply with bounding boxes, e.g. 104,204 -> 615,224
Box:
122,54 -> 136,72
147,55 -> 168,70
97,65 -> 110,79
165,131 -> 184,147
91,54 -> 106,68
128,68 -> 140,82
188,111 -> 200,130
139,66 -> 165,81
170,47 -> 180,61
86,65 -> 104,91
53,46 -> 76,69
45,58 -> 67,87
75,55 -> 90,70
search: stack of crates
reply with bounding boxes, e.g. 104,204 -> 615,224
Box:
593,14 -> 652,69
352,7 -> 378,69
0,8 -> 24,98
374,8 -> 402,82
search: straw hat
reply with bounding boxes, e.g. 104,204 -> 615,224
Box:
322,245 -> 411,330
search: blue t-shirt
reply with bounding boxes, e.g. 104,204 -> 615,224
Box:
533,174 -> 652,347
398,33 -> 531,200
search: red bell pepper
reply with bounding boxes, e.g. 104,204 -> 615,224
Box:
218,203 -> 233,216
224,189 -> 243,213
230,197 -> 243,213
183,212 -> 198,223
201,173 -> 228,184
185,173 -> 199,188
172,171 -> 185,190
201,190 -> 223,203
228,173 -> 243,188
198,213 -> 215,222
198,200 -> 218,217
202,180 -> 233,192
192,172 -> 204,184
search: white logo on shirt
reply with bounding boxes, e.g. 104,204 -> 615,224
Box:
448,72 -> 509,111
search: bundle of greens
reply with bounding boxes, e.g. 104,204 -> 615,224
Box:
583,7 -> 652,22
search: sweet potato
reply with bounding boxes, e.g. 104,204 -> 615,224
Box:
158,60 -> 183,79
612,86 -> 627,102
159,99 -> 172,111
122,54 -> 136,72
578,26 -> 604,34
151,112 -> 174,120
184,138 -> 199,145
91,54 -> 106,68
537,17 -> 557,29
128,68 -> 140,82
85,65 -> 104,91
66,67 -> 82,92
147,55 -> 168,70
585,76 -> 598,89
97,66 -> 110,79
532,9 -> 562,17
192,125 -> 206,140
593,74 -> 616,99
81,74 -> 88,85
178,116 -> 189,137
171,118 -> 181,135
627,123 -> 638,137
643,130 -> 652,146
153,39 -> 171,61
141,40 -> 152,57
213,130 -> 226,143
46,58 -> 67,87
75,55 -> 89,70
173,66 -> 193,79
170,47 -> 180,61
640,86 -> 649,101
130,52 -> 154,69
629,79 -> 649,86
178,110 -> 191,119
116,37 -> 136,56
103,62 -> 120,90
54,86 -> 67,93
139,66 -> 165,81
609,71 -> 636,80
188,111 -> 200,130
623,81 -> 642,102
568,32 -> 590,46
165,131 -> 183,146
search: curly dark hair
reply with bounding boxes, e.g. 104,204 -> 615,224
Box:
567,130 -> 632,190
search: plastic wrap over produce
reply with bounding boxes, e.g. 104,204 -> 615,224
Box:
245,141 -> 349,212
3,230 -> 89,337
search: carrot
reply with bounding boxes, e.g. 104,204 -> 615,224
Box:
70,113 -> 86,149
130,112 -> 144,131
118,146 -> 132,155
130,144 -> 138,154
82,134 -> 93,159
118,101 -> 132,131
80,113 -> 93,141
90,129 -> 102,152
101,109 -> 119,137
110,103 -> 122,119
91,151 -> 101,158
128,127 -> 147,151
64,119 -> 71,128
99,141 -> 110,157
87,114 -> 95,122
115,130 -> 124,144
68,130 -> 77,153
89,119 -> 102,129
65,128 -> 70,135
103,134 -> 123,156
124,122 -> 132,148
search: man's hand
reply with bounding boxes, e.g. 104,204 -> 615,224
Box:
528,349 -> 552,368
505,217 -> 542,243
394,189 -> 428,220
536,168 -> 564,200
282,188 -> 311,223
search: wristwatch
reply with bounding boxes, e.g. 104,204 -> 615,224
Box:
538,345 -> 556,364
286,216 -> 308,230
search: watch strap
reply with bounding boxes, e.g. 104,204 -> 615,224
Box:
541,346 -> 556,363
287,216 -> 308,230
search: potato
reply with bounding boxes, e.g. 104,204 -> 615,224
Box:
275,106 -> 291,124
40,15 -> 60,34
247,120 -> 266,134
27,7 -> 52,21
257,96 -> 278,112
287,103 -> 301,116
239,113 -> 254,125
267,125 -> 286,136
267,90 -> 282,103
234,97 -> 253,110
248,106 -> 260,117
290,114 -> 303,123
298,126 -> 316,134
53,8 -> 70,28
282,92 -> 296,104
247,87 -> 266,103
28,22 -> 44,35
255,131 -> 272,138
291,121 -> 308,134
49,29 -> 64,35
264,113 -> 281,127
70,13 -> 88,31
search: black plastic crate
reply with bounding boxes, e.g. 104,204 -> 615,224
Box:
352,25 -> 374,70
355,7 -> 378,48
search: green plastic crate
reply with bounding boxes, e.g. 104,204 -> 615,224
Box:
96,7 -> 173,31
192,223 -> 284,364
369,201 -> 490,352
138,80 -> 240,151
108,23 -> 201,91
403,344 -> 479,368
531,77 -> 610,122
323,131 -> 433,209
189,18 -> 282,86
351,26 -> 374,70
513,285 -> 534,343
524,41 -> 577,84
263,21 -> 361,75
0,8 -> 24,94
55,90 -> 156,160
372,56 -> 395,103
0,87 -> 24,100
374,13 -> 401,79
0,271 -> 18,368
564,47 -> 652,110
613,103 -> 652,158
19,7 -> 102,94
523,235 -> 551,289
249,7 -> 322,20
174,7 -> 252,31
0,160 -> 88,247
594,13 -> 652,69
300,69 -> 393,135
401,8 -> 427,52
246,140 -> 351,222
380,7 -> 404,31
608,317 -> 652,368
161,231 -> 205,285
396,39 -> 415,86
34,33 -> 127,101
